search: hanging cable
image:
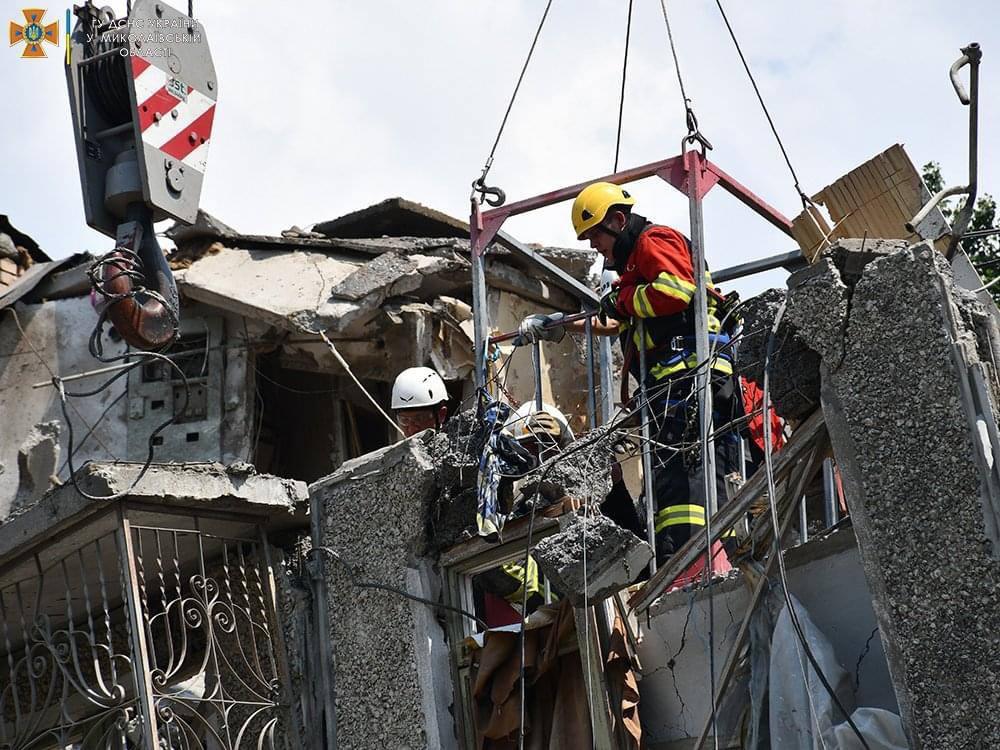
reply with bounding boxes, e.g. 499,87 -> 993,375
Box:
316,330 -> 405,439
471,0 -> 555,206
762,301 -> 872,750
713,0 -> 810,206
658,0 -> 702,140
614,0 -> 634,172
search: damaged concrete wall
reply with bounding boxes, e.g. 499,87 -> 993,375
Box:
0,297 -> 128,520
0,296 -> 258,521
784,241 -> 1000,748
638,529 -> 895,748
308,435 -> 457,750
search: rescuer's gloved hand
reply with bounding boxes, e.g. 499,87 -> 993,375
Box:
513,312 -> 566,346
598,288 -> 626,325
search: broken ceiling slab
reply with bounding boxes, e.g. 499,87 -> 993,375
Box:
328,249 -> 470,303
313,196 -> 470,239
0,461 -> 305,566
175,246 -> 363,331
791,145 -> 949,262
164,208 -> 239,243
533,510 -> 651,607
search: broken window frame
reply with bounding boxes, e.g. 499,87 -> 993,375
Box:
439,510 -> 622,749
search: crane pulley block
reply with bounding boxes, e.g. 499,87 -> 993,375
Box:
65,0 -> 218,237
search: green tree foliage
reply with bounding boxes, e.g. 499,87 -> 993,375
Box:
922,161 -> 1000,303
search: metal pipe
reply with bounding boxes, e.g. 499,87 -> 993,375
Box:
907,185 -> 969,232
687,152 -> 719,519
310,490 -> 338,749
470,202 -> 490,390
488,310 -> 594,345
599,337 -> 615,425
638,319 -> 657,575
532,341 -> 543,411
713,249 -> 806,283
948,42 -> 981,259
823,457 -> 839,528
91,121 -> 132,140
686,149 -> 720,747
799,496 -> 809,544
585,315 -> 597,428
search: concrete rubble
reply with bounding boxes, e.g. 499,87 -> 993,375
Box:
736,287 -> 822,421
533,509 -> 652,606
778,239 -> 1000,748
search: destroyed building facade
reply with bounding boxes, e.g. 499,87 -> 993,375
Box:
4,170 -> 1000,749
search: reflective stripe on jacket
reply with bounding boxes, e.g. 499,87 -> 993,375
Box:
612,223 -> 731,383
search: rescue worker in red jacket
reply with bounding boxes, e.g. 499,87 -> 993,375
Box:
518,182 -> 744,567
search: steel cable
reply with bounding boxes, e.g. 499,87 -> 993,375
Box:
614,0 -> 634,172
475,0 -> 555,189
713,0 -> 811,206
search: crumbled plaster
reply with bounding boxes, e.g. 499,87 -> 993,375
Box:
13,420 -> 60,513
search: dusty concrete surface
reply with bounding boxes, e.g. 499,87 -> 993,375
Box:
790,241 -> 1000,748
736,288 -> 821,421
13,420 -> 60,512
533,509 -> 651,606
785,257 -> 849,364
0,461 -> 305,562
308,434 -> 457,750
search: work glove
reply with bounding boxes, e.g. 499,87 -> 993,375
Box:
599,288 -> 626,325
514,312 -> 566,346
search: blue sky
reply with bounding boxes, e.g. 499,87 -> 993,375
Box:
2,0 -> 998,298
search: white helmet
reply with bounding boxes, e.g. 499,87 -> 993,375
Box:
504,402 -> 574,444
391,367 -> 448,410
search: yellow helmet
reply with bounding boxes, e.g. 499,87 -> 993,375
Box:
571,182 -> 636,240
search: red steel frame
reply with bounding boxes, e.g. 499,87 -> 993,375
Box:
470,150 -> 795,257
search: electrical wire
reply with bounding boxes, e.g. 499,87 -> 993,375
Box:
56,390 -> 127,479
762,300 -> 872,749
315,330 -> 405,439
307,546 -> 487,630
614,0 -> 634,173
713,0 -> 810,206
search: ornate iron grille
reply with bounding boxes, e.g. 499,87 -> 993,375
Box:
0,506 -> 291,750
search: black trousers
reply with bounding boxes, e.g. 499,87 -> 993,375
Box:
647,371 -> 745,565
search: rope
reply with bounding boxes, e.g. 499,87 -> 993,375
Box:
714,0 -> 810,206
614,0 -> 634,172
476,0 -> 555,186
316,330 -> 405,439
